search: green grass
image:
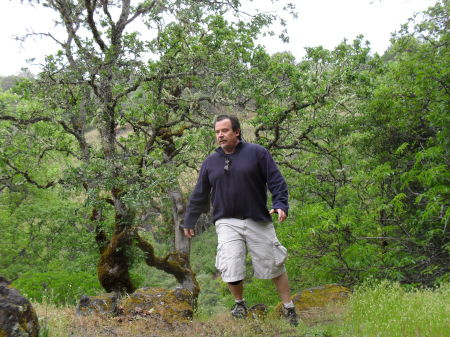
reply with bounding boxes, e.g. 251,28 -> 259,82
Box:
324,280 -> 450,337
222,277 -> 282,309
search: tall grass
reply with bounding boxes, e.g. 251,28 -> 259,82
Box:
325,281 -> 450,337
33,300 -> 73,337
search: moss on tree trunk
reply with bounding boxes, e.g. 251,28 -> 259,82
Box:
97,229 -> 135,293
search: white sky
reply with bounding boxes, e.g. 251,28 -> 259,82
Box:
0,0 -> 437,76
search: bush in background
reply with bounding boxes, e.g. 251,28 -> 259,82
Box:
12,270 -> 102,305
190,226 -> 218,275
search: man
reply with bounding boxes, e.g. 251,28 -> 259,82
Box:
182,114 -> 298,326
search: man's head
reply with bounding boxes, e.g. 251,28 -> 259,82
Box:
214,114 -> 241,153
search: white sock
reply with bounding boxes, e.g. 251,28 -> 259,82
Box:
283,301 -> 294,309
235,298 -> 245,304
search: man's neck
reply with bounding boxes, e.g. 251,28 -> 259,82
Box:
223,140 -> 240,154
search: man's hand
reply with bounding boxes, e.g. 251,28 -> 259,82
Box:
183,228 -> 195,239
269,208 -> 287,222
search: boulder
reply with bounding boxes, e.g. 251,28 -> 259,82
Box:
248,303 -> 268,319
0,277 -> 39,337
77,287 -> 195,325
119,287 -> 194,324
76,292 -> 119,316
275,284 -> 351,322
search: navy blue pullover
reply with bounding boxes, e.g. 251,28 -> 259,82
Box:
182,142 -> 289,229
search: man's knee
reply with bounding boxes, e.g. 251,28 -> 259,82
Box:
228,280 -> 243,286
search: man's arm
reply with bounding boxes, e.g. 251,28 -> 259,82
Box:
183,228 -> 195,239
269,208 -> 287,222
259,148 -> 289,218
182,160 -> 211,237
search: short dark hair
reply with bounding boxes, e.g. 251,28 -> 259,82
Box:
214,114 -> 242,140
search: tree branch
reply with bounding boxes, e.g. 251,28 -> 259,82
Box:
4,159 -> 60,189
84,0 -> 107,51
134,232 -> 199,298
124,0 -> 159,26
112,70 -> 225,107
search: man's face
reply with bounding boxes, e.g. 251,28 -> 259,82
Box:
214,118 -> 240,153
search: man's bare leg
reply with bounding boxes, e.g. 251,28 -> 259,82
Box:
228,281 -> 247,318
228,282 -> 244,301
272,272 -> 299,326
272,273 -> 291,303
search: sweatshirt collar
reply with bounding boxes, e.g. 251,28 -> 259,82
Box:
215,140 -> 244,155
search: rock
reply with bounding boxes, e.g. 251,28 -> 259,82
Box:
77,287 -> 195,325
0,277 -> 39,337
120,287 -> 194,324
275,284 -> 351,322
248,303 -> 268,319
76,292 -> 119,316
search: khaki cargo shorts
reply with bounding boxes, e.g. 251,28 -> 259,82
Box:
214,217 -> 287,282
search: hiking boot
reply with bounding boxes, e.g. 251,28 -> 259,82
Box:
281,305 -> 299,326
231,301 -> 248,319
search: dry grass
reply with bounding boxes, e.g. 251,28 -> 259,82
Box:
33,282 -> 449,337
34,301 -> 333,337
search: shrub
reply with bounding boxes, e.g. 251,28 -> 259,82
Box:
190,226 -> 218,275
195,273 -> 227,318
12,270 -> 103,305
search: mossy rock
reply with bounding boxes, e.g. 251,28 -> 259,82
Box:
76,292 -> 119,316
0,277 -> 39,337
275,284 -> 351,322
119,287 -> 194,324
248,303 -> 268,320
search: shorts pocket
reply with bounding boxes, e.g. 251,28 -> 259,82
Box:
215,243 -> 225,272
272,241 -> 287,266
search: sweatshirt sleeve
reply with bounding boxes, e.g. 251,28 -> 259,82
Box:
182,160 -> 211,229
258,148 -> 289,215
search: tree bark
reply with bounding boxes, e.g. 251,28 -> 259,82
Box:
135,232 -> 200,299
163,137 -> 199,297
98,228 -> 135,293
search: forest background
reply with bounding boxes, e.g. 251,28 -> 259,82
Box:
0,0 -> 448,326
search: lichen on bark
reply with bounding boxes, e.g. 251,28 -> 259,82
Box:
97,229 -> 136,294
135,233 -> 200,299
